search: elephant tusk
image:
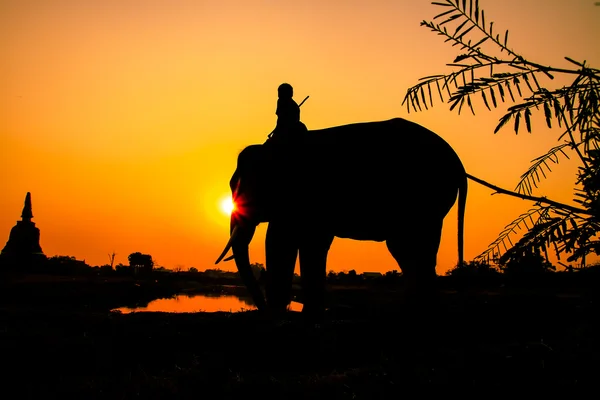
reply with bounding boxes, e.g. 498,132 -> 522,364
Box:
223,254 -> 235,262
215,225 -> 240,264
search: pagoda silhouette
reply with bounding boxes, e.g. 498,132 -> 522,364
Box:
1,192 -> 47,270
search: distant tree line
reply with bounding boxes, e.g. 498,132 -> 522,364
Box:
2,250 -> 599,288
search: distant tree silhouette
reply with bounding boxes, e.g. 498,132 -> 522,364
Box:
250,263 -> 265,279
382,270 -> 402,284
327,270 -> 338,283
445,259 -> 502,288
347,269 -> 360,283
189,267 -> 199,273
108,251 -> 116,269
127,252 -> 154,276
46,255 -> 90,275
404,0 -> 600,269
100,264 -> 113,273
115,263 -> 129,274
446,260 -> 501,278
173,265 -> 184,273
499,248 -> 556,278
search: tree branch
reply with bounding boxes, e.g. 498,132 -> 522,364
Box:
466,173 -> 591,215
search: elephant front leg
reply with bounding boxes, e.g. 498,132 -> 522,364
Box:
299,234 -> 334,323
265,221 -> 299,316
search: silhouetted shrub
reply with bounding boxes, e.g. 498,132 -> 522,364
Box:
499,249 -> 555,286
445,260 -> 502,288
46,256 -> 91,275
446,260 -> 501,278
127,252 -> 154,277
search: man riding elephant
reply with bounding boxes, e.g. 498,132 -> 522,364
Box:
267,83 -> 308,146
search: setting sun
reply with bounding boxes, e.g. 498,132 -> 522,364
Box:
219,197 -> 235,216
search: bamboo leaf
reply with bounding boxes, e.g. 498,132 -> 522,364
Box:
505,80 -> 515,102
467,94 -> 475,115
449,96 -> 462,112
514,76 -> 522,97
453,54 -> 471,63
454,19 -> 470,36
561,220 -> 568,236
434,8 -> 458,20
444,76 -> 453,97
543,102 -> 552,128
456,24 -> 475,40
569,218 -> 578,230
523,73 -> 534,93
553,98 -> 563,127
458,96 -> 466,115
565,95 -> 574,123
408,93 -> 417,112
420,86 -> 428,110
495,113 -> 512,133
497,82 -> 505,102
414,90 -> 423,111
471,36 -> 489,49
418,74 -> 446,80
436,80 -> 444,102
481,89 -> 491,111
427,82 -> 433,108
481,9 -> 485,32
564,56 -> 584,67
440,13 -> 462,25
531,72 -> 541,90
525,108 -> 532,133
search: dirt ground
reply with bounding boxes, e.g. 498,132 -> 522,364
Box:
0,275 -> 598,397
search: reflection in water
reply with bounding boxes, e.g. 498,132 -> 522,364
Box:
113,293 -> 303,313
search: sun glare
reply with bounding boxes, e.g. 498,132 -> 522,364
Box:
219,196 -> 235,216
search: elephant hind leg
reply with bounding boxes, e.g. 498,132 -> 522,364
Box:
385,222 -> 443,311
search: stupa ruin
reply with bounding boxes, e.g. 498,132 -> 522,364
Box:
0,192 -> 47,269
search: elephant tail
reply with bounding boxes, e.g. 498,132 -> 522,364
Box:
457,173 -> 468,267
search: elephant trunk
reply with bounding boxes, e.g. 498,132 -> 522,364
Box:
217,217 -> 267,311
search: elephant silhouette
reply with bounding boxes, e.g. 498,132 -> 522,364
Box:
216,118 -> 467,321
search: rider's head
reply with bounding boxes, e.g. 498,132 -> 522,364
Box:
278,83 -> 293,98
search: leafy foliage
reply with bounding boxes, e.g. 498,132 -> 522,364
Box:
128,252 -> 154,275
498,248 -> 556,278
403,0 -> 600,267
445,260 -> 501,278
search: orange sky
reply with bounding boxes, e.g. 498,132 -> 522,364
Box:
1,0 -> 599,274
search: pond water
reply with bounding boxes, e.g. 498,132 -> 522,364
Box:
113,292 -> 303,314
